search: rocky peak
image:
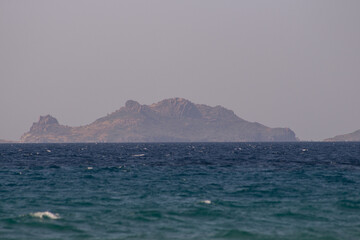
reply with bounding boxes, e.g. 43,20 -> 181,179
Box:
39,115 -> 59,125
29,115 -> 59,133
125,100 -> 141,112
150,98 -> 202,119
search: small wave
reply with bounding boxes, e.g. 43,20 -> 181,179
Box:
30,211 -> 60,219
132,154 -> 145,157
200,200 -> 211,204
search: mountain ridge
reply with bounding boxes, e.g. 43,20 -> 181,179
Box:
21,98 -> 297,143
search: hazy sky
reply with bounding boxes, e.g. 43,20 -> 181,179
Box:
1,0 -> 360,141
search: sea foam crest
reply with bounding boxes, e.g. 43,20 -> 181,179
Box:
200,200 -> 212,204
132,154 -> 145,157
30,211 -> 60,219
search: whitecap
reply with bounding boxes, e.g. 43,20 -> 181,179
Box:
200,200 -> 211,204
302,149 -> 308,152
87,167 -> 93,170
30,211 -> 60,219
132,154 -> 145,157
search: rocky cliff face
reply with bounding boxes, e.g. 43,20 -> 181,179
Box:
324,129 -> 360,142
21,98 -> 297,143
21,115 -> 72,143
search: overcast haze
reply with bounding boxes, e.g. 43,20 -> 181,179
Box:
1,0 -> 360,141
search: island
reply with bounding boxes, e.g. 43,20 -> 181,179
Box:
21,98 -> 297,143
324,129 -> 360,142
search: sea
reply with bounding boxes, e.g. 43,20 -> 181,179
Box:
1,142 -> 360,240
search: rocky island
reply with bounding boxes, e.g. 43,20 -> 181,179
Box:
21,98 -> 297,143
324,129 -> 360,142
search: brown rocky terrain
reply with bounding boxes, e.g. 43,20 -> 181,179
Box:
324,129 -> 360,142
21,98 -> 297,143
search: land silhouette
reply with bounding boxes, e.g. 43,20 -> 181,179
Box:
20,98 -> 297,143
325,130 -> 360,142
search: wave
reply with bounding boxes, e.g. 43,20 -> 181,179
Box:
132,154 -> 145,157
29,211 -> 60,220
200,200 -> 211,204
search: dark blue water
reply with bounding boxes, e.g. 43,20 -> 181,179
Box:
1,143 -> 360,240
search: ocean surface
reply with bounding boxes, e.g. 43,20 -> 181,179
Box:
1,142 -> 360,240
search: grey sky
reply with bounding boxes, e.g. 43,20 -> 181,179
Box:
1,0 -> 359,141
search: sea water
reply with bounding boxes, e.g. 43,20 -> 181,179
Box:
1,142 -> 360,240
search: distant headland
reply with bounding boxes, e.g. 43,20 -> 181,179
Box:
20,98 -> 297,143
0,139 -> 16,143
324,129 -> 360,142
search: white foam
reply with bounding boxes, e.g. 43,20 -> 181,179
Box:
302,149 -> 308,152
200,200 -> 211,204
30,211 -> 60,219
87,167 -> 93,170
132,154 -> 145,157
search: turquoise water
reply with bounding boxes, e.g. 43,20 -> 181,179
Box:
1,143 -> 360,239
